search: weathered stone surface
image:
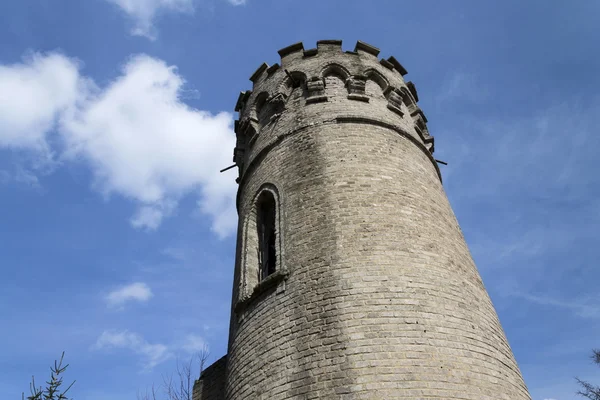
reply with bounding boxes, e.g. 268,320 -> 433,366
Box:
194,40 -> 532,400
193,356 -> 227,400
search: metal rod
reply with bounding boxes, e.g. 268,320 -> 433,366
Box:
285,69 -> 297,87
220,164 -> 237,173
435,159 -> 448,165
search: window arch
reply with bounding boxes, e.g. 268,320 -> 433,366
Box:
317,63 -> 349,99
319,63 -> 351,81
279,71 -> 308,103
365,69 -> 389,90
257,192 -> 276,280
364,69 -> 389,99
278,70 -> 307,91
240,184 -> 283,301
400,87 -> 418,113
253,92 -> 270,127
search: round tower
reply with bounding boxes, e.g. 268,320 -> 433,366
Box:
226,40 -> 531,399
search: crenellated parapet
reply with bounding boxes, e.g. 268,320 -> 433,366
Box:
232,40 -> 435,182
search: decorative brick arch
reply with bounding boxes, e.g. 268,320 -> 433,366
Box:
238,183 -> 285,304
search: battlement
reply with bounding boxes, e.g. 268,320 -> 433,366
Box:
236,40 -> 413,113
232,40 -> 435,183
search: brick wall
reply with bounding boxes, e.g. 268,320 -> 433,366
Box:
192,356 -> 227,400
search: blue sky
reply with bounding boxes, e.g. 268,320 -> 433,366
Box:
0,1 -> 598,399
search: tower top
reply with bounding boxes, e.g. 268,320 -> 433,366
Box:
235,40 -> 418,114
232,40 -> 435,187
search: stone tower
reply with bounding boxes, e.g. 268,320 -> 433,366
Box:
193,40 -> 531,400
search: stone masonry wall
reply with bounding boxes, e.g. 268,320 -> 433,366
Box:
192,356 -> 227,400
224,40 -> 531,399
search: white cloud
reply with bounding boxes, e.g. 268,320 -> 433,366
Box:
161,246 -> 187,261
13,167 -> 41,188
61,54 -> 237,237
106,0 -> 195,40
0,166 -> 42,189
93,330 -> 209,370
130,205 -> 167,230
435,71 -> 489,106
227,0 -> 247,5
94,330 -> 172,370
441,97 -> 599,203
514,292 -> 600,319
0,51 -> 238,238
181,334 -> 209,354
0,52 -> 85,158
105,282 -> 153,308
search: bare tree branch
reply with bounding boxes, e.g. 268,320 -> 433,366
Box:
576,349 -> 600,400
139,347 -> 210,400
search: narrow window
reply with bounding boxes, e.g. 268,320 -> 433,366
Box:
238,185 -> 282,304
257,194 -> 277,280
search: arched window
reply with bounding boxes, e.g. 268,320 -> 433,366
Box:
238,185 -> 284,306
257,192 -> 276,280
364,69 -> 388,99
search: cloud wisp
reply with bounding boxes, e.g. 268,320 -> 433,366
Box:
106,0 -> 195,40
180,334 -> 209,354
432,71 -> 600,323
105,282 -> 154,309
0,51 -> 238,238
94,330 -> 172,370
513,292 -> 600,319
93,330 -> 210,370
434,71 -> 490,106
105,0 -> 247,40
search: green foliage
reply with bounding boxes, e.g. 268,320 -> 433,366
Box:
576,349 -> 600,400
23,352 -> 75,400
